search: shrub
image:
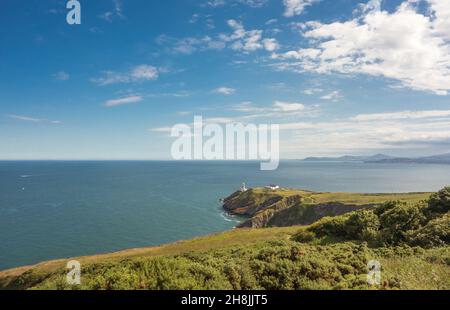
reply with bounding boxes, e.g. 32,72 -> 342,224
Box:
379,202 -> 425,245
292,230 -> 316,243
344,210 -> 380,242
428,187 -> 450,214
308,215 -> 348,238
409,213 -> 450,248
373,201 -> 398,216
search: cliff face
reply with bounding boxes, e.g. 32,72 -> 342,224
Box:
223,189 -> 312,228
222,190 -> 285,217
223,189 -> 305,228
267,202 -> 370,227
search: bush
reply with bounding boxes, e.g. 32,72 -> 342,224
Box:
373,201 -> 398,216
409,213 -> 450,248
379,202 -> 425,245
292,230 -> 316,243
428,187 -> 450,214
344,210 -> 380,242
308,215 -> 348,238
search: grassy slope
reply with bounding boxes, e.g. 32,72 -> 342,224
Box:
0,227 -> 299,285
1,228 -> 448,290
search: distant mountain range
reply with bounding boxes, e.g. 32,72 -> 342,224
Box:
303,154 -> 394,162
303,153 -> 450,164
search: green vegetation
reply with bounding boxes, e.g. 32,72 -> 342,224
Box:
2,240 -> 448,290
296,187 -> 449,249
0,187 -> 448,290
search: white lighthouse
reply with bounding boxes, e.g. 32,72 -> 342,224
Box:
240,182 -> 248,192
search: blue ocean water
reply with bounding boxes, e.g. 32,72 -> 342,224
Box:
1,160 -> 450,270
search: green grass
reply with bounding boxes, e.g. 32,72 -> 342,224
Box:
0,226 -> 299,282
251,188 -> 431,205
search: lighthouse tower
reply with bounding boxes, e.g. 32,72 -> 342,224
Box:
240,182 -> 248,192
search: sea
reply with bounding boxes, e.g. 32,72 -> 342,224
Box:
1,160 -> 450,270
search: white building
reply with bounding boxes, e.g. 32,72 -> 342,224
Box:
265,184 -> 280,190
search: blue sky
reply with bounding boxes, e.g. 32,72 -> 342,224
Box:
0,0 -> 449,159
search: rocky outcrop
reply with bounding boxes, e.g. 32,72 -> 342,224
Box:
223,189 -> 304,228
222,190 -> 284,217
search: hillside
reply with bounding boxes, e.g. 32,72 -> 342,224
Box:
0,187 -> 448,290
303,154 -> 393,162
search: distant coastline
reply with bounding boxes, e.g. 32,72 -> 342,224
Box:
302,153 -> 450,165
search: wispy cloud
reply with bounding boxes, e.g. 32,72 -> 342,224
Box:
157,19 -> 279,55
91,65 -> 159,86
283,0 -> 320,17
273,101 -> 305,111
352,110 -> 450,122
147,91 -> 192,98
104,95 -> 142,107
232,100 -> 317,119
151,107 -> 450,156
277,109 -> 450,153
99,0 -> 124,22
156,35 -> 226,55
204,0 -> 268,8
303,88 -> 323,95
320,90 -> 342,101
213,87 -> 236,95
8,115 -> 62,124
53,71 -> 70,81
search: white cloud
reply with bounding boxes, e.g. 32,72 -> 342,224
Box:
148,91 -> 192,98
130,65 -> 159,80
204,0 -> 268,8
320,90 -> 342,101
99,0 -> 124,22
232,100 -> 314,119
53,71 -> 70,81
149,126 -> 172,133
263,38 -> 280,52
352,110 -> 450,121
273,101 -> 305,111
224,19 -> 280,52
283,0 -> 320,17
213,87 -> 236,95
104,95 -> 142,107
204,117 -> 235,124
158,20 -> 278,54
91,65 -> 159,86
157,35 -> 226,54
204,0 -> 225,7
274,0 -> 450,95
8,115 -> 62,124
303,88 -> 323,95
